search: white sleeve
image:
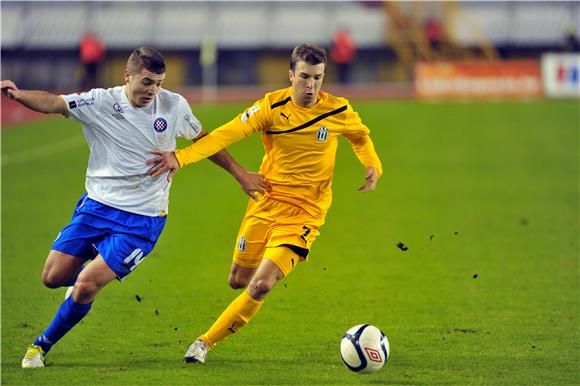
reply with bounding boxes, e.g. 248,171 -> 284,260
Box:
61,89 -> 104,125
176,96 -> 202,140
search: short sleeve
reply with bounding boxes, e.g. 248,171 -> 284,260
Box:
61,89 -> 104,125
176,95 -> 203,140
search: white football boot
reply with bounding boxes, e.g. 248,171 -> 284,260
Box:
22,345 -> 45,368
183,339 -> 207,363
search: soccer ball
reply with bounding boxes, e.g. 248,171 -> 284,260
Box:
339,324 -> 389,373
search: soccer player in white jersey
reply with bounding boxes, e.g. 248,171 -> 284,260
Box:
1,47 -> 269,369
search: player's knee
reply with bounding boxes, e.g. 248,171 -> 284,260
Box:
228,275 -> 249,289
248,277 -> 275,299
41,271 -> 65,288
72,280 -> 98,302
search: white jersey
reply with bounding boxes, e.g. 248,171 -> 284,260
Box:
62,86 -> 202,217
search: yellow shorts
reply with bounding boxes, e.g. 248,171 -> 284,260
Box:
232,197 -> 324,276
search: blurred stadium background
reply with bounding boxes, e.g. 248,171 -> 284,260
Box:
1,0 -> 579,120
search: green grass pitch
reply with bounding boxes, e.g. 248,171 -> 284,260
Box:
1,99 -> 578,385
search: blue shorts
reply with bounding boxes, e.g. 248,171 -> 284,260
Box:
52,193 -> 167,280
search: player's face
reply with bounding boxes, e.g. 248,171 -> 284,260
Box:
289,60 -> 325,108
124,67 -> 166,107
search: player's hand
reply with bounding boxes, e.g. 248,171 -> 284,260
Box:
147,150 -> 181,182
237,171 -> 271,201
1,80 -> 20,99
358,167 -> 379,192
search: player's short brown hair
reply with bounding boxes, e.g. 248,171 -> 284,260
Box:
290,44 -> 327,71
127,47 -> 166,74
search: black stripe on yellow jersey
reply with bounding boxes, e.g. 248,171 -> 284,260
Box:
266,105 -> 348,135
270,97 -> 291,109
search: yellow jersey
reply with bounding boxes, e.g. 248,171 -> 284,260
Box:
176,87 -> 382,217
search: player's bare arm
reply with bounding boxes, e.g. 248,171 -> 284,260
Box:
1,80 -> 68,116
358,167 -> 379,192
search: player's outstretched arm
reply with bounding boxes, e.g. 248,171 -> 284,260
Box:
1,80 -> 67,116
358,167 -> 380,192
146,148 -> 270,200
207,150 -> 271,201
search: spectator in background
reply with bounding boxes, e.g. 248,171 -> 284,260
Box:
80,30 -> 105,89
330,27 -> 356,85
425,15 -> 444,51
562,24 -> 579,52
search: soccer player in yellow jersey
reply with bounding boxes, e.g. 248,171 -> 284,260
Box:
147,44 -> 382,363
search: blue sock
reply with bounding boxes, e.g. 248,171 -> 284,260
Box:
61,264 -> 86,287
33,297 -> 93,353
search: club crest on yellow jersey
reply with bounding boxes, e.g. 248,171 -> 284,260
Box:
237,235 -> 246,252
317,126 -> 329,142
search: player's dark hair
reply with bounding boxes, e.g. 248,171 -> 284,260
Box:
290,44 -> 327,71
127,47 -> 166,74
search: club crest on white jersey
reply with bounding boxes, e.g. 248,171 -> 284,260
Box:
154,117 -> 168,132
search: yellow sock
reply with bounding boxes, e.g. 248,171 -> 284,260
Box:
199,290 -> 263,349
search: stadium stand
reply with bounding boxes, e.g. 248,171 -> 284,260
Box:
1,1 -> 578,91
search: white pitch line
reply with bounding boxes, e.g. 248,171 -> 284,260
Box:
1,136 -> 86,166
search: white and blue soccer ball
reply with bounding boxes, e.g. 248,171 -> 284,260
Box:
339,324 -> 389,373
